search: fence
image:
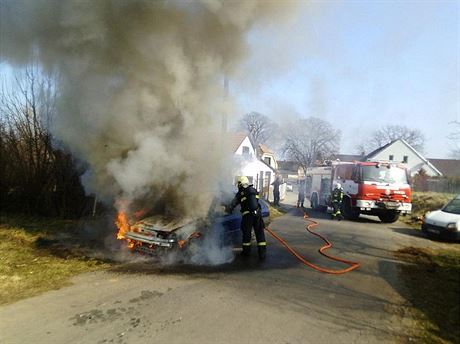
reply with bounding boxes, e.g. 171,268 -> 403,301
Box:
413,177 -> 460,194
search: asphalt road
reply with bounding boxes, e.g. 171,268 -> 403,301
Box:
0,192 -> 452,344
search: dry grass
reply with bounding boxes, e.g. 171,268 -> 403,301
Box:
268,205 -> 286,222
396,247 -> 460,344
0,217 -> 111,305
402,192 -> 456,227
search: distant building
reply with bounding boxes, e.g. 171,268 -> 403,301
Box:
257,144 -> 278,170
427,159 -> 460,178
363,139 -> 442,177
229,132 -> 283,201
277,160 -> 300,181
333,153 -> 364,162
230,132 -> 255,159
279,140 -> 459,193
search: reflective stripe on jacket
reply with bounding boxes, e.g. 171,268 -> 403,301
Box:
332,188 -> 343,202
230,185 -> 260,215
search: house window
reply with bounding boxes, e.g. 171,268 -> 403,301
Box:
389,155 -> 394,161
264,157 -> 271,166
403,155 -> 408,163
242,146 -> 250,156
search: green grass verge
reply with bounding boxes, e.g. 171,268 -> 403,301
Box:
396,247 -> 460,344
0,217 -> 111,305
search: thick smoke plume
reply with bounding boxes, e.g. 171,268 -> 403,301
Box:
1,0 -> 294,219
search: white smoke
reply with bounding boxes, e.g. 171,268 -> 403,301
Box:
0,0 -> 296,263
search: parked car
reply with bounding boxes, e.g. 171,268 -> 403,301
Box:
422,194 -> 460,241
123,196 -> 270,254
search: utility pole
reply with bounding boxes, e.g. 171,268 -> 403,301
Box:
220,76 -> 230,186
221,76 -> 228,135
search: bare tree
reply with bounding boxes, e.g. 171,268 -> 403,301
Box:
356,124 -> 425,154
0,65 -> 88,217
282,117 -> 341,172
448,121 -> 460,159
239,111 -> 275,146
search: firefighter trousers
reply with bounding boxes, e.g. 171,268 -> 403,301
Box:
241,213 -> 267,255
332,202 -> 343,219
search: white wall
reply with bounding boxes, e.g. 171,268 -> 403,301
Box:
240,159 -> 273,186
233,157 -> 278,201
234,137 -> 255,157
370,140 -> 440,177
233,136 -> 286,202
261,153 -> 277,170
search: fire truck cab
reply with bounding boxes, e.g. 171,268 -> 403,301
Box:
305,161 -> 412,223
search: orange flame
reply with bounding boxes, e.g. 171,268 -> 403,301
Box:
178,231 -> 202,249
116,212 -> 130,240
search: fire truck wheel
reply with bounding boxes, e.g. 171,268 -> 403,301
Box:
378,211 -> 400,223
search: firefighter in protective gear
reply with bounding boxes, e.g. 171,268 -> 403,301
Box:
331,182 -> 344,220
228,176 -> 267,259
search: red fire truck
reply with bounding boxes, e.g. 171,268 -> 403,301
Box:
305,161 -> 412,223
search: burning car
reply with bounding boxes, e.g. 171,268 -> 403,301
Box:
116,197 -> 270,255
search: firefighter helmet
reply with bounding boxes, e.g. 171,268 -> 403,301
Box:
335,182 -> 342,189
237,176 -> 249,188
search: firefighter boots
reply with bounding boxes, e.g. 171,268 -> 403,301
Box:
241,245 -> 251,257
258,246 -> 266,260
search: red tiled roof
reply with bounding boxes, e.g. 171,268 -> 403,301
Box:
229,132 -> 249,153
258,144 -> 274,155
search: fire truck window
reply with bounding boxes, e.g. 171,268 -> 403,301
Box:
336,166 -> 344,179
351,166 -> 360,181
321,177 -> 331,197
336,165 -> 353,180
343,165 -> 353,179
362,166 -> 408,184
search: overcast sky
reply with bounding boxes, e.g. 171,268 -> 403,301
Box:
233,0 -> 459,158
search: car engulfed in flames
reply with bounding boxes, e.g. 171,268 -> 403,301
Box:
116,213 -> 206,254
115,197 -> 270,256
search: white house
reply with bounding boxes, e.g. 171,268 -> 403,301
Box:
365,139 -> 442,177
257,144 -> 278,170
230,132 -> 285,201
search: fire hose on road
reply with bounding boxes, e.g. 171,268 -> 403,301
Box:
265,211 -> 360,274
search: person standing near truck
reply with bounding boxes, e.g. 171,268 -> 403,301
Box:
297,178 -> 305,208
271,174 -> 281,206
331,182 -> 344,220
